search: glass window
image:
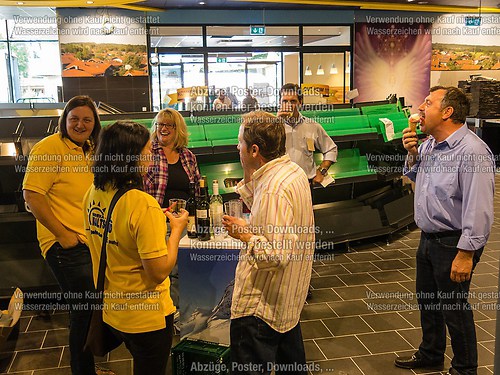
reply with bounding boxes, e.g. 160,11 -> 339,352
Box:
303,26 -> 350,46
303,52 -> 349,104
0,42 -> 10,102
150,26 -> 203,48
10,41 -> 62,102
151,53 -> 205,111
7,19 -> 59,42
207,52 -> 282,108
207,26 -> 299,47
0,19 -> 6,40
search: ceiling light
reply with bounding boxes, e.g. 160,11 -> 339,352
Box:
199,1 -> 205,4
305,66 -> 312,76
317,64 -> 324,75
407,0 -> 414,2
17,1 -> 24,3
86,0 -> 94,3
330,64 -> 338,74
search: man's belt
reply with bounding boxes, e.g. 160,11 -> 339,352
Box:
422,230 -> 462,239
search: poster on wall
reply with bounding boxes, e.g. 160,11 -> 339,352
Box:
354,18 -> 432,109
57,8 -> 150,77
431,14 -> 500,71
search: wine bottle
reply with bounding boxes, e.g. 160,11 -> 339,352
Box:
196,177 -> 211,241
210,180 -> 224,240
187,181 -> 197,239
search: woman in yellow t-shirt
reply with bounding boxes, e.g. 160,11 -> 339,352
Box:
83,121 -> 187,375
22,96 -> 106,375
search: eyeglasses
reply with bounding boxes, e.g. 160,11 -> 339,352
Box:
155,122 -> 175,130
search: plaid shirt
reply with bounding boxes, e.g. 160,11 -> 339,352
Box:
144,139 -> 201,205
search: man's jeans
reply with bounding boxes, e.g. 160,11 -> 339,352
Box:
230,316 -> 307,375
416,231 -> 483,375
45,242 -> 96,375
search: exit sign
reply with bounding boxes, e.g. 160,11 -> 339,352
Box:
250,26 -> 266,35
216,57 -> 227,63
465,16 -> 481,26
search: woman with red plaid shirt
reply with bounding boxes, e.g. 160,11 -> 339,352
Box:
144,108 -> 201,207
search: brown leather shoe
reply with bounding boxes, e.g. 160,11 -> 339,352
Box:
394,354 -> 444,370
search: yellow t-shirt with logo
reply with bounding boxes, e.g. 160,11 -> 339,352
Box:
83,186 -> 175,334
22,134 -> 93,256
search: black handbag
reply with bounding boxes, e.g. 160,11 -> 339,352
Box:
84,187 -> 132,357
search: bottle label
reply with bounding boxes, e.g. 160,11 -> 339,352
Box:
187,216 -> 196,232
196,209 -> 208,219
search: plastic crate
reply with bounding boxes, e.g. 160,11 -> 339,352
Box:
172,339 -> 230,375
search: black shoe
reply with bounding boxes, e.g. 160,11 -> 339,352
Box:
394,354 -> 444,370
447,368 -> 461,375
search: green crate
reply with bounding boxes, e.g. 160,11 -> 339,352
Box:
172,339 -> 231,375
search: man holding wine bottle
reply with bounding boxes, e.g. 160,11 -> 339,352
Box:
223,111 -> 315,374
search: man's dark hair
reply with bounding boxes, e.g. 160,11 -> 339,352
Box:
93,121 -> 150,190
58,95 -> 101,153
242,111 -> 286,162
280,83 -> 303,103
430,86 -> 470,124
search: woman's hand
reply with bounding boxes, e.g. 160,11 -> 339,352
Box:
166,209 -> 188,234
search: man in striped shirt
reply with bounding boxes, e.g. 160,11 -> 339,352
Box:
223,111 -> 315,374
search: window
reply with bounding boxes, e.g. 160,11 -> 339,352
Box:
150,27 -> 203,48
207,26 -> 299,47
0,17 -> 62,103
303,52 -> 350,104
303,26 -> 350,46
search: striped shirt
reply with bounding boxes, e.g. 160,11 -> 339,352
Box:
232,154 -> 315,333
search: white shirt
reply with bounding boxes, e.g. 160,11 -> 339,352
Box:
284,115 -> 338,179
213,97 -> 232,109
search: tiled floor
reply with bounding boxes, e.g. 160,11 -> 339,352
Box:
1,176 -> 499,374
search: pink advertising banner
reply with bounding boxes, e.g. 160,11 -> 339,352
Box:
354,21 -> 432,109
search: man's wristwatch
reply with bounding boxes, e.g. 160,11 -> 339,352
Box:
318,167 -> 328,176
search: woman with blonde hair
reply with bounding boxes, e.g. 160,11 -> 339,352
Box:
144,108 -> 200,207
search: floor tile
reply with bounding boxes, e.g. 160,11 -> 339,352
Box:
304,341 -> 326,361
26,313 -> 69,332
9,347 -> 63,372
361,312 -> 413,331
373,250 -> 412,260
305,288 -> 342,303
315,336 -> 369,359
397,310 -> 422,328
300,303 -> 336,321
396,327 -> 422,349
353,353 -> 415,375
322,316 -> 373,336
372,259 -> 410,272
42,329 -> 68,348
327,300 -> 373,317
345,252 -> 382,262
310,358 -> 363,375
301,320 -> 333,340
313,264 -> 350,276
310,275 -> 345,289
337,273 -> 379,286
341,262 -> 380,273
369,270 -> 410,283
333,285 -> 371,301
356,331 -> 413,354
